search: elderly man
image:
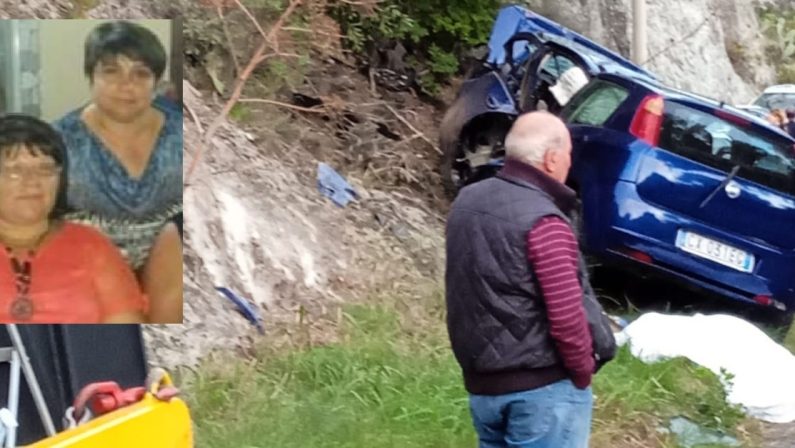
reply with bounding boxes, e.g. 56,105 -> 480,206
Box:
445,111 -> 615,448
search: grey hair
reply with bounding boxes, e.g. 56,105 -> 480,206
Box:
504,125 -> 564,165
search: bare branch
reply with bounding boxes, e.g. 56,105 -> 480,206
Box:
184,102 -> 204,134
185,0 -> 304,185
217,5 -> 242,74
254,51 -> 303,65
382,103 -> 442,155
233,0 -> 268,42
338,0 -> 387,5
282,26 -> 345,39
238,98 -> 327,113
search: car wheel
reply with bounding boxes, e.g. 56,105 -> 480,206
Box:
441,115 -> 511,198
441,136 -> 469,198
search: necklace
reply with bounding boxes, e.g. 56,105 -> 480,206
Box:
3,227 -> 50,321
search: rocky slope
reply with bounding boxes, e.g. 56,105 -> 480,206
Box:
521,0 -> 779,104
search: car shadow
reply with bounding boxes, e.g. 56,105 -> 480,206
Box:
591,265 -> 792,341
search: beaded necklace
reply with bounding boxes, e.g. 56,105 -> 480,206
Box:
3,228 -> 49,321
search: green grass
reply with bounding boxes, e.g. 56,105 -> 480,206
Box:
785,320 -> 795,354
189,304 -> 476,448
188,298 -> 755,448
592,348 -> 748,447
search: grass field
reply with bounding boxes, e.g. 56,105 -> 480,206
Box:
188,294 -> 760,448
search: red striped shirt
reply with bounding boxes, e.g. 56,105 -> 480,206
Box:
527,216 -> 595,388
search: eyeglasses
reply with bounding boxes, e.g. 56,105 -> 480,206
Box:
0,165 -> 62,182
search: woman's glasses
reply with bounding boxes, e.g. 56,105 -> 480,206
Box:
0,165 -> 62,182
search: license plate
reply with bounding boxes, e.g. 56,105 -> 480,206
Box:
675,230 -> 754,273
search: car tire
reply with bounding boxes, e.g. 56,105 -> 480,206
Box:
441,116 -> 510,199
441,134 -> 464,198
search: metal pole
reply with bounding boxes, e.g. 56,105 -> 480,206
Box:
9,20 -> 22,113
6,352 -> 20,448
632,0 -> 648,65
7,325 -> 57,437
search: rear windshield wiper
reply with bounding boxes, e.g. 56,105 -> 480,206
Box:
699,164 -> 741,208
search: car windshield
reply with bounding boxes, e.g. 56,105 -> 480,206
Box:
754,92 -> 795,110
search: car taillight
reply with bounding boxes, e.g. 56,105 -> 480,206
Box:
753,295 -> 772,306
630,94 -> 664,146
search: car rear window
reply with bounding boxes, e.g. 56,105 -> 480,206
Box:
658,101 -> 795,195
562,80 -> 629,126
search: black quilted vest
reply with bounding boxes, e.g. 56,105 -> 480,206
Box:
445,167 -> 615,395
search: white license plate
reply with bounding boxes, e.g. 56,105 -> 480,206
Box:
675,230 -> 754,273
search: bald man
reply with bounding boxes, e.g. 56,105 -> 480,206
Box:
445,111 -> 615,448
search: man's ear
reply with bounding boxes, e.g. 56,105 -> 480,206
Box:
543,148 -> 559,174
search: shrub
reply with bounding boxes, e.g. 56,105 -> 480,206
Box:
330,0 -> 502,95
759,6 -> 795,83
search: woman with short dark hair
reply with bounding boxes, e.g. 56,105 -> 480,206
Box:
52,21 -> 182,323
0,114 -> 145,323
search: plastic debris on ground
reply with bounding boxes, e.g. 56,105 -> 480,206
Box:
616,312 -> 795,423
317,163 -> 358,207
657,417 -> 740,447
215,287 -> 265,334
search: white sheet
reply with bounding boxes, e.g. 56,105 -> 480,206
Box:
616,312 -> 795,423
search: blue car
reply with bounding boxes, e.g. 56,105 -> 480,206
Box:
440,5 -> 795,317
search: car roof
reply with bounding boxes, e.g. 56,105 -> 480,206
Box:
762,84 -> 795,95
595,73 -> 795,142
486,6 -> 657,81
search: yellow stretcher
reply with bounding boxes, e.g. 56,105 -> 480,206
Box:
27,369 -> 193,448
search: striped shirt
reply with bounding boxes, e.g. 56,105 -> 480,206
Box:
528,215 -> 595,388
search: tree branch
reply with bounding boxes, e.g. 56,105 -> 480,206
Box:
233,0 -> 268,42
383,103 -> 441,155
238,98 -> 326,113
185,0 -> 303,185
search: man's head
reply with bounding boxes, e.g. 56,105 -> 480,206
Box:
504,111 -> 572,183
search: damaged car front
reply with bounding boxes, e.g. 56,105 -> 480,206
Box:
439,4 -> 655,195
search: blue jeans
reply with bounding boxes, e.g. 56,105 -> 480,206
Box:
468,379 -> 593,448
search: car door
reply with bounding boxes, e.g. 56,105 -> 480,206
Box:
517,42 -> 594,114
559,78 -> 635,250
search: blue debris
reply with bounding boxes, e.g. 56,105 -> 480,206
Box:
215,287 -> 265,334
317,162 -> 358,207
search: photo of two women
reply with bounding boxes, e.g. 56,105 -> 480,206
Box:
0,19 -> 182,324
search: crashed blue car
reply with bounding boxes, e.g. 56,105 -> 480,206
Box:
440,5 -> 795,318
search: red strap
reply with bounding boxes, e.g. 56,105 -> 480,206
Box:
154,386 -> 180,402
73,382 -> 121,421
73,382 -> 148,419
73,376 -> 180,422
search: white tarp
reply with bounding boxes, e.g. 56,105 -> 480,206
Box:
615,312 -> 795,423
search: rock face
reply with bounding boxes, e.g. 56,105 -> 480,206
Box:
142,78 -> 447,368
0,0 -> 71,18
520,0 -> 778,104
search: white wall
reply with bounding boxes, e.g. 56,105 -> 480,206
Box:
39,19 -> 171,121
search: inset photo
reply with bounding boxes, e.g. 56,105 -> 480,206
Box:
0,19 -> 182,324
